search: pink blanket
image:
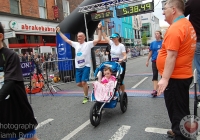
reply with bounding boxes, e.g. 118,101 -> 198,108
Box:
93,81 -> 115,102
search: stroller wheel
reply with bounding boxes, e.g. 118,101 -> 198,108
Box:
120,92 -> 128,113
90,102 -> 102,127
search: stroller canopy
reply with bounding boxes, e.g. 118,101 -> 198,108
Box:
94,61 -> 123,77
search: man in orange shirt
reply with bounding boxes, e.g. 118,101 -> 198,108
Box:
157,0 -> 196,139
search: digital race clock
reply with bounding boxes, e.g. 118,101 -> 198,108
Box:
116,2 -> 154,18
91,11 -> 113,21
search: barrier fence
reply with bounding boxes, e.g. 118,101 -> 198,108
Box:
40,59 -> 76,93
21,58 -> 99,94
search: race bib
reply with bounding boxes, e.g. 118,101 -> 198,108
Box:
111,53 -> 120,62
111,57 -> 119,62
76,52 -> 85,67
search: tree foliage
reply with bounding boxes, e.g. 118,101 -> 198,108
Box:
142,33 -> 147,46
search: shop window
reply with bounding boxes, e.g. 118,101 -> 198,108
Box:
10,0 -> 20,14
62,0 -> 70,17
42,36 -> 55,43
135,29 -> 137,39
26,35 -> 41,43
138,30 -> 140,39
38,0 -> 46,19
8,35 -> 25,44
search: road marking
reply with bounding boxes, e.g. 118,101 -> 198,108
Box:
109,125 -> 131,140
61,120 -> 90,140
132,77 -> 148,88
36,118 -> 54,129
145,127 -> 168,134
190,84 -> 194,89
145,127 -> 200,139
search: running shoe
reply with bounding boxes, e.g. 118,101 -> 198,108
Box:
151,90 -> 157,97
82,97 -> 89,104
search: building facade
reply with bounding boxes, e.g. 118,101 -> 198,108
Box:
132,15 -> 142,47
141,13 -> 160,45
110,4 -> 134,47
1,0 -> 159,54
0,0 -> 67,54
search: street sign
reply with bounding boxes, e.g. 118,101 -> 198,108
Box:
4,31 -> 16,39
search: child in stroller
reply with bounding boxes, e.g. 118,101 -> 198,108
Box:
101,67 -> 116,84
93,66 -> 116,102
90,61 -> 128,127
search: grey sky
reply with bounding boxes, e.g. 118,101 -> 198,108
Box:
153,0 -> 169,27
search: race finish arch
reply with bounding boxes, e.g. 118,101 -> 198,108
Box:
57,0 -> 154,80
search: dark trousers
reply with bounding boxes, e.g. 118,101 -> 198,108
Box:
164,77 -> 193,140
152,61 -> 158,81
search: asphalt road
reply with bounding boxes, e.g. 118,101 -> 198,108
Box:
27,56 -> 199,140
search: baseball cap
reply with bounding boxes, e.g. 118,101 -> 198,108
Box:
110,33 -> 119,39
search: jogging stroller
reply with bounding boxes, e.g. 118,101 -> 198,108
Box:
90,61 -> 128,127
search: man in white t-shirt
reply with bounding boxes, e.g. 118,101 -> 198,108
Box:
56,23 -> 102,104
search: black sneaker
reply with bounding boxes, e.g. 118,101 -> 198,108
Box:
167,130 -> 175,138
151,90 -> 157,97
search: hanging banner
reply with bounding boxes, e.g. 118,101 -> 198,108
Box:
56,33 -> 73,71
53,6 -> 59,19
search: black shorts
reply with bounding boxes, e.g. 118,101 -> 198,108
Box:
152,61 -> 158,81
120,62 -> 126,85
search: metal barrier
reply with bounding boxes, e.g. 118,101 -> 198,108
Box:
41,59 -> 76,93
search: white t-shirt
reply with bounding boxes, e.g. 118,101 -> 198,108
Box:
109,40 -> 126,61
71,41 -> 94,68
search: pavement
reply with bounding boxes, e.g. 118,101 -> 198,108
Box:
23,55 -> 200,140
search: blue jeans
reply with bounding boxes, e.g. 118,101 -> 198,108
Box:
194,42 -> 200,92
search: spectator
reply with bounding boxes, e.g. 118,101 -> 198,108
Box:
105,44 -> 111,61
157,0 -> 196,139
96,49 -> 104,64
48,54 -> 54,72
146,31 -> 163,97
22,54 -> 27,62
184,0 -> 200,93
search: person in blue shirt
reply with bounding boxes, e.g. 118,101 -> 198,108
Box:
146,31 -> 163,97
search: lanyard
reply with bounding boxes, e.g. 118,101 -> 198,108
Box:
173,15 -> 185,23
